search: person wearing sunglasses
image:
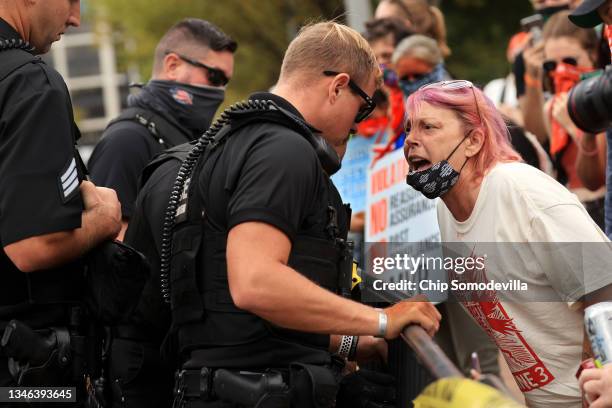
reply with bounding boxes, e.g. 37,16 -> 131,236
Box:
129,22 -> 441,408
541,10 -> 608,229
87,19 -> 236,408
404,79 -> 612,407
89,18 -> 236,242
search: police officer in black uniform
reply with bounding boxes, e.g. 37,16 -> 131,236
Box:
89,18 -> 236,241
0,0 -> 122,400
130,21 -> 441,408
87,19 -> 235,408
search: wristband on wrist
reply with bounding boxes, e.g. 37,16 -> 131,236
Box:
348,336 -> 359,361
580,144 -> 599,156
337,335 -> 354,359
524,73 -> 542,89
580,137 -> 599,156
375,311 -> 388,338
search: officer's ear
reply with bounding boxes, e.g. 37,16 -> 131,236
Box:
327,73 -> 350,106
163,53 -> 182,81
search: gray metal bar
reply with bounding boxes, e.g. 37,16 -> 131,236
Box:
400,325 -> 463,379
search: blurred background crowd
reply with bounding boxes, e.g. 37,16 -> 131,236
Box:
37,0 -> 612,405
59,0 -> 610,233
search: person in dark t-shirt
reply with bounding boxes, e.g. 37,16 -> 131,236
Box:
130,21 -> 442,408
90,19 -> 236,408
89,19 -> 236,240
0,0 -> 121,393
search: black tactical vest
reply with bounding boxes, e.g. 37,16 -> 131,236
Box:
145,100 -> 354,367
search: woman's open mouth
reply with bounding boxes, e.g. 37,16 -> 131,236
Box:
408,155 -> 432,172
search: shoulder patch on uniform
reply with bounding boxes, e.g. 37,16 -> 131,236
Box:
58,157 -> 79,202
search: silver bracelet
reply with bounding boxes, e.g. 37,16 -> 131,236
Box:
375,311 -> 388,338
337,335 -> 353,359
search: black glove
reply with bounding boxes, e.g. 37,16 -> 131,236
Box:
335,369 -> 396,408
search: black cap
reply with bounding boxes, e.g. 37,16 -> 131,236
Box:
569,0 -> 606,28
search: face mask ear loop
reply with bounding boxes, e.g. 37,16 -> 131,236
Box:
446,133 -> 470,161
448,131 -> 473,174
459,156 -> 470,172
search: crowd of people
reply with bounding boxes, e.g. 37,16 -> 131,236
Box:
3,0 -> 612,407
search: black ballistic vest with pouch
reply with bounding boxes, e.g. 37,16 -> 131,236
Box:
145,100 -> 354,368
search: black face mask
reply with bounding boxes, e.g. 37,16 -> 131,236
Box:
538,5 -> 569,22
406,135 -> 468,199
129,80 -> 225,139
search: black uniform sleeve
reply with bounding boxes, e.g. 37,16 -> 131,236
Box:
0,69 -> 84,246
89,124 -> 155,219
226,130 -> 320,241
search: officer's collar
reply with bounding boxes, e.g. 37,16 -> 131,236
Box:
249,92 -> 322,134
0,17 -> 23,42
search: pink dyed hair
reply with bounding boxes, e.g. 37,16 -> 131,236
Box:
405,83 -> 521,178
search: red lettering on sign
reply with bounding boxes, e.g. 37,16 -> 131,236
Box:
390,159 -> 409,186
369,199 -> 388,236
371,168 -> 388,195
371,157 -> 410,196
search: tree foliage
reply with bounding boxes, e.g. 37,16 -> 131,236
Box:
90,0 -> 533,103
90,0 -> 345,104
441,0 -> 532,85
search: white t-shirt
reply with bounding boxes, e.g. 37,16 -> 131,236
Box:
437,162 -> 612,408
483,74 -> 518,108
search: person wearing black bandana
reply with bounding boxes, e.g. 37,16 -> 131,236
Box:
88,19 -> 236,408
89,18 -> 235,241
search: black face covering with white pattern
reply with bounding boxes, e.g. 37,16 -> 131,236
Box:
406,135 -> 469,199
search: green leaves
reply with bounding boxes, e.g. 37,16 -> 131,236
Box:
88,0 -> 532,103
89,0 -> 345,106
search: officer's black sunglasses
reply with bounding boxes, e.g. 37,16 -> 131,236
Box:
323,70 -> 376,123
165,50 -> 229,87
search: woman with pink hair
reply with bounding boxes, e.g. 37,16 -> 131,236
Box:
403,81 -> 612,407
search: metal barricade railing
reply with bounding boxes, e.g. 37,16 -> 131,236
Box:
391,324 -> 511,407
401,325 -> 463,379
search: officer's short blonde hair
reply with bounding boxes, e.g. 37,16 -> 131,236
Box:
280,22 -> 380,88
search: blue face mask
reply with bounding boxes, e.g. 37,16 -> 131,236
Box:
380,64 -> 399,87
399,64 -> 446,98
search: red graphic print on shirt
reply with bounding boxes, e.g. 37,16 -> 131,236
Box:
452,251 -> 555,392
465,300 -> 554,392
